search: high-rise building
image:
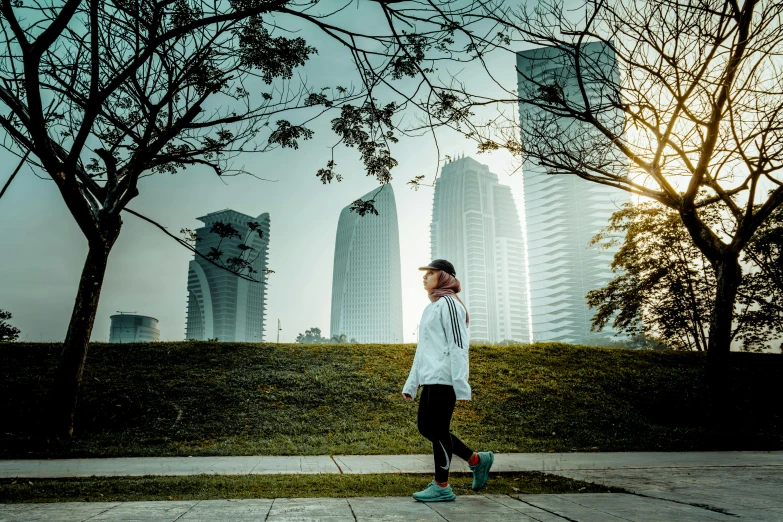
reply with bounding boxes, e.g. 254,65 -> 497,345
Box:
517,41 -> 629,343
430,156 -> 530,344
330,185 -> 403,343
185,209 -> 271,342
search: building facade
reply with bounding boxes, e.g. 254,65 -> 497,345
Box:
517,41 -> 629,343
430,156 -> 530,344
330,185 -> 404,343
109,314 -> 160,343
185,209 -> 271,342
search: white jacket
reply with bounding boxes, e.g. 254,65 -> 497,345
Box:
403,295 -> 471,400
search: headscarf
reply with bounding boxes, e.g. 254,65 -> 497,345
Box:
428,270 -> 470,326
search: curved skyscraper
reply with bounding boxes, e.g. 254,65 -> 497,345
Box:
517,41 -> 629,343
330,185 -> 403,343
430,156 -> 530,344
185,209 -> 271,342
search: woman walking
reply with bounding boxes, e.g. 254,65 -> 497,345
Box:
402,259 -> 494,502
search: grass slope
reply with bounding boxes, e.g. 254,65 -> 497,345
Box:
1,342 -> 781,458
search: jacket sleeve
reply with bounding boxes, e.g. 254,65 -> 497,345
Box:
441,297 -> 471,400
402,347 -> 421,397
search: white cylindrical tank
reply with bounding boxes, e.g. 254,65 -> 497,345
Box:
109,314 -> 160,343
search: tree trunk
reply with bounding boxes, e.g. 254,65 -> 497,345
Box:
707,257 -> 742,358
50,224 -> 120,439
705,256 -> 742,430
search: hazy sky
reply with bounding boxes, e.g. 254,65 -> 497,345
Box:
0,6 -> 528,343
2,1 -> 778,348
0,127 -> 522,344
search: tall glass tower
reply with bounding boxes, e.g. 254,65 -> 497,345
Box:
185,209 -> 271,342
430,156 -> 530,343
517,41 -> 629,343
330,185 -> 404,343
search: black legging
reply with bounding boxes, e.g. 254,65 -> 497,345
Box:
417,384 -> 474,483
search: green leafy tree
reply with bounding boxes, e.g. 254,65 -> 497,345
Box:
588,202 -> 783,352
0,309 -> 20,342
296,327 -> 328,344
0,0 -> 481,437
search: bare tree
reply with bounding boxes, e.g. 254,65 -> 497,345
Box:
448,0 -> 783,359
0,0 -> 483,437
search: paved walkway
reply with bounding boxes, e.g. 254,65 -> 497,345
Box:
2,491 -> 781,521
2,452 -> 781,521
3,451 -> 782,479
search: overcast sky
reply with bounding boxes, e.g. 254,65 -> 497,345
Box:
0,5 -> 529,343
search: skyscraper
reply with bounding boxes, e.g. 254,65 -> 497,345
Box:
330,185 -> 403,343
430,156 -> 530,344
185,209 -> 271,342
517,41 -> 629,343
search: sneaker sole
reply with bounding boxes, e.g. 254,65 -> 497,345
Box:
413,495 -> 456,502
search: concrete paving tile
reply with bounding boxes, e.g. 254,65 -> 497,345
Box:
432,511 -> 536,522
514,493 -> 646,521
427,495 -> 549,522
335,454 -> 471,474
180,515 -> 277,522
178,457 -> 262,475
247,456 -> 340,475
265,518 -> 355,522
551,493 -> 736,521
525,451 -> 783,472
266,497 -> 354,518
426,494 -> 520,516
724,509 -> 783,522
739,513 -> 783,522
343,514 -> 444,521
87,500 -> 199,520
480,495 -> 572,520
0,512 -> 78,521
346,496 -> 444,520
481,453 -> 552,473
350,512 -> 444,521
298,456 -> 340,474
0,502 -> 120,522
333,456 -> 396,474
0,514 -> 75,522
177,499 -> 273,519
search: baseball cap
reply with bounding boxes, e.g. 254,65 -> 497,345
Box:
418,259 -> 456,277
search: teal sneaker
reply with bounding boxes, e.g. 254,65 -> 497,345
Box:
412,480 -> 456,502
469,451 -> 494,490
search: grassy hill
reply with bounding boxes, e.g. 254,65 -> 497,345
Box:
1,342 -> 781,458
